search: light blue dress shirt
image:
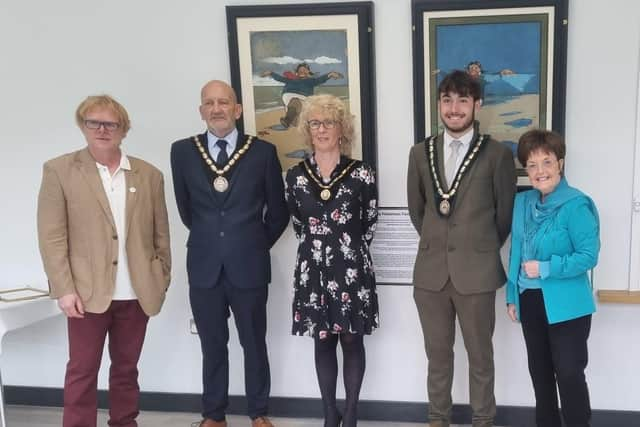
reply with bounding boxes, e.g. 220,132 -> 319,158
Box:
207,128 -> 238,160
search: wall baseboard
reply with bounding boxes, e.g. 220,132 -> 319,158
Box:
6,386 -> 639,427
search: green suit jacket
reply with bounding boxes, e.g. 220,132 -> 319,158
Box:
407,132 -> 516,294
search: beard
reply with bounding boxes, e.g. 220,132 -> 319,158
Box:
441,110 -> 475,135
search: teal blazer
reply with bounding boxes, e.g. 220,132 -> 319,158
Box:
506,187 -> 600,324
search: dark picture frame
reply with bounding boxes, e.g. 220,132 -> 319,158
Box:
227,2 -> 377,171
412,0 -> 568,186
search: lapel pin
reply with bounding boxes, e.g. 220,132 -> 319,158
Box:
129,187 -> 137,193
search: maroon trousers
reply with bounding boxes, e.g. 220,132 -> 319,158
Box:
63,300 -> 149,427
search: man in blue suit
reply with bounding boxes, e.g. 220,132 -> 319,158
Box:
170,80 -> 289,427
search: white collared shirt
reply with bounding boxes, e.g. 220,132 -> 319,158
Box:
207,128 -> 238,160
443,127 -> 474,178
95,152 -> 137,300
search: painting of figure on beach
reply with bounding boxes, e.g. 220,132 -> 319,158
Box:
250,30 -> 350,170
228,5 -> 376,169
430,18 -> 549,171
412,2 -> 567,186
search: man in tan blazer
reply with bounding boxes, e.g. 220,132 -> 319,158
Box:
407,71 -> 516,427
37,95 -> 170,427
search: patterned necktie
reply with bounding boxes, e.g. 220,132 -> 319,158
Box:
445,139 -> 462,189
216,139 -> 228,165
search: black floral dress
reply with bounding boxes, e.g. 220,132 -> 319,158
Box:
285,155 -> 379,339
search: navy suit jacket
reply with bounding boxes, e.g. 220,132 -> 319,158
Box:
170,132 -> 289,289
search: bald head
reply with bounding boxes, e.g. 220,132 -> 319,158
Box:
200,80 -> 238,104
199,80 -> 243,138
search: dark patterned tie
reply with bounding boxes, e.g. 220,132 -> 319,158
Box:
216,139 -> 228,165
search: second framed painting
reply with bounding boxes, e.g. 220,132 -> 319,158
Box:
412,0 -> 568,186
227,2 -> 376,171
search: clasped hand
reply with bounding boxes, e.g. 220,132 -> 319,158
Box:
521,260 -> 540,278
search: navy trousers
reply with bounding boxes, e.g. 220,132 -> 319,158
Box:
189,272 -> 270,421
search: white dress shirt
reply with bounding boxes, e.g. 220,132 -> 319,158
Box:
443,127 -> 474,180
96,152 -> 137,300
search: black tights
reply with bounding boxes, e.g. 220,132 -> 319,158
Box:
314,333 -> 366,427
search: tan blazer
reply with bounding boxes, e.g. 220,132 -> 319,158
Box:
37,148 -> 171,316
407,133 -> 516,294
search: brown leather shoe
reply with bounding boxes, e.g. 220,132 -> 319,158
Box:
251,416 -> 274,427
191,419 -> 227,427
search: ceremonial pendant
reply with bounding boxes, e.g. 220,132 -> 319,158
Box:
213,176 -> 229,192
320,189 -> 331,201
439,199 -> 451,216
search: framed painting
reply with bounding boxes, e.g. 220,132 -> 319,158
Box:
227,2 -> 377,171
412,0 -> 568,186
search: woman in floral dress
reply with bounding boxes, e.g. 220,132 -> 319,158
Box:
285,94 -> 378,427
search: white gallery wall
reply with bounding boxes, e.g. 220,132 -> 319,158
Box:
1,0 -> 639,412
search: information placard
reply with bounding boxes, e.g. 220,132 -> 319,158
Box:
370,208 -> 420,285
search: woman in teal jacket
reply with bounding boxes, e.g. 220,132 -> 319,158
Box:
506,129 -> 600,427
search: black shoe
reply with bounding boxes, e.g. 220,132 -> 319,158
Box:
324,411 -> 342,427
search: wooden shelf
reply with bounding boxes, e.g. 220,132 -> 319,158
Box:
597,290 -> 640,304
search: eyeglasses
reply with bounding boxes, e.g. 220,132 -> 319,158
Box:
307,119 -> 337,130
525,159 -> 559,173
84,120 -> 120,131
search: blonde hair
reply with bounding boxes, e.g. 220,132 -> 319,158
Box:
297,94 -> 355,156
75,94 -> 131,133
